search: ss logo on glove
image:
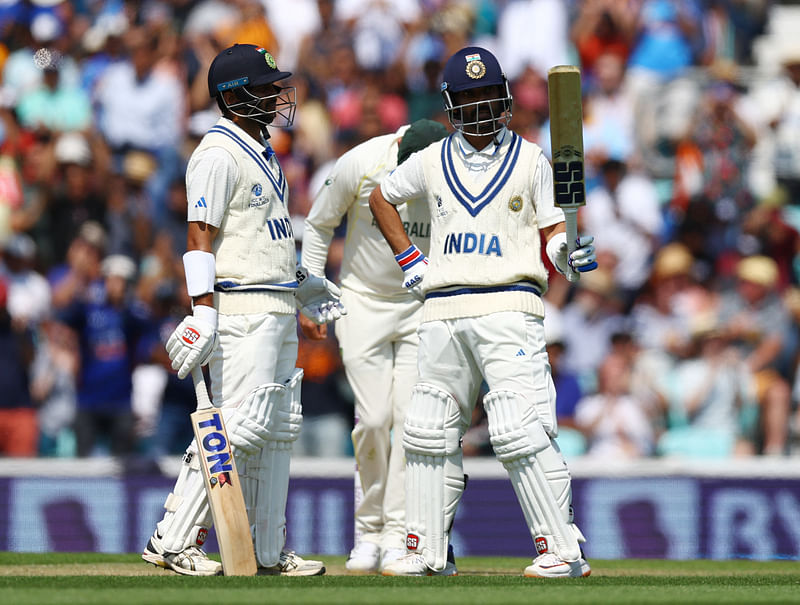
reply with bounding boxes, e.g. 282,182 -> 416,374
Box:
182,327 -> 201,344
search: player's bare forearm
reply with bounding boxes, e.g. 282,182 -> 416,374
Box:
541,222 -> 566,243
368,184 -> 412,255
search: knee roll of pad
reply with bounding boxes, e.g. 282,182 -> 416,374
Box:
484,390 -> 551,464
223,383 -> 284,456
403,383 -> 462,456
264,368 -> 303,443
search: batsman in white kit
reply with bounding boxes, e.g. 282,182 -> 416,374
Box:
369,46 -> 598,577
141,44 -> 345,576
300,119 -> 449,573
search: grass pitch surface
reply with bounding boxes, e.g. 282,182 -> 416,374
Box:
0,553 -> 798,604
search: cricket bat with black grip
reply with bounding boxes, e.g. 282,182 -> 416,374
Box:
548,65 -> 586,283
190,366 -> 257,576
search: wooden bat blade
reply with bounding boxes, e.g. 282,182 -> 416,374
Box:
548,65 -> 585,283
547,65 -> 586,211
191,393 -> 257,576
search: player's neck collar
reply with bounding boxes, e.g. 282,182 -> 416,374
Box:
457,127 -> 508,157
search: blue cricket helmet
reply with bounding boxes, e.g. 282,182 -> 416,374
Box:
440,46 -> 512,137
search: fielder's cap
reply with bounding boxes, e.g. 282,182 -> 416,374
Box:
101,254 -> 137,280
441,46 -> 505,94
397,119 -> 449,165
207,44 -> 291,99
736,255 -> 778,288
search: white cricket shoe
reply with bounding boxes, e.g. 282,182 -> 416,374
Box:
381,545 -> 457,577
257,550 -> 326,576
142,533 -> 222,576
379,547 -> 407,572
524,552 -> 591,578
345,541 -> 381,573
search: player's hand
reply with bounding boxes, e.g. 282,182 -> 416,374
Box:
395,244 -> 428,301
299,312 -> 328,340
295,265 -> 347,324
555,236 -> 598,274
166,308 -> 218,380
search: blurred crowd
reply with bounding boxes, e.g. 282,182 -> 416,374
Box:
1,0 -> 800,460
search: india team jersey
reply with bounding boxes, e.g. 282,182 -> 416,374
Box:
381,128 -> 564,321
302,125 -> 432,298
186,117 -> 296,315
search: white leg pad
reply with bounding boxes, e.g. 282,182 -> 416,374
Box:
402,383 -> 464,572
251,368 -> 304,567
484,389 -> 582,562
157,375 -> 297,556
156,441 -> 214,553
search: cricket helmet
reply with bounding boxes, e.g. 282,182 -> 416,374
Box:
208,44 -> 296,129
440,46 -> 512,136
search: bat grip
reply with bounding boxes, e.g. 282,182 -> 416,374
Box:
192,366 -> 213,410
564,209 -> 580,283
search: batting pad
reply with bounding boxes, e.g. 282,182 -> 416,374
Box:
251,368 -> 304,567
156,441 -> 214,553
484,389 -> 581,562
403,383 -> 464,572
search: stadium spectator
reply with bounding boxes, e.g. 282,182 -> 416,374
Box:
574,351 -> 655,459
0,276 -> 37,456
716,255 -> 794,455
57,253 -> 147,457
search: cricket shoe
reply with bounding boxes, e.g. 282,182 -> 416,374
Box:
381,544 -> 457,576
379,547 -> 407,572
345,541 -> 381,573
524,552 -> 591,578
257,550 -> 326,576
142,533 -> 222,576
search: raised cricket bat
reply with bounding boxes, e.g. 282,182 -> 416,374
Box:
191,367 -> 257,576
548,65 -> 586,283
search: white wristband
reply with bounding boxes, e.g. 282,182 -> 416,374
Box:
183,250 -> 216,297
546,231 -> 568,274
192,303 -> 218,328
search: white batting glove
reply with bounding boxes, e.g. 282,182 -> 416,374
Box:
166,306 -> 218,380
553,235 -> 598,275
295,265 -> 347,324
395,244 -> 428,302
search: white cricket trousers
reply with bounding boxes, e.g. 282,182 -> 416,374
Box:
209,311 -> 298,408
336,288 -> 422,550
416,310 -> 558,435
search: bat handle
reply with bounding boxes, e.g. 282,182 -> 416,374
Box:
564,208 -> 580,283
191,366 -> 213,410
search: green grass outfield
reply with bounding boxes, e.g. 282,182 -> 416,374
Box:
0,553 -> 798,605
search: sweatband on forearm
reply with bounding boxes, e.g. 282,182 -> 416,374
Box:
546,231 -> 568,274
183,250 -> 216,297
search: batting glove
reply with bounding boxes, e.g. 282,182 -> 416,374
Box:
295,265 -> 347,324
166,306 -> 218,380
553,235 -> 598,275
395,244 -> 428,301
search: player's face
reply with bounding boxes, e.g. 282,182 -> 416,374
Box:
223,82 -> 296,130
451,84 -> 508,136
249,83 -> 281,121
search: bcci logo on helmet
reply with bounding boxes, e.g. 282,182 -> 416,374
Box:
256,47 -> 277,69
